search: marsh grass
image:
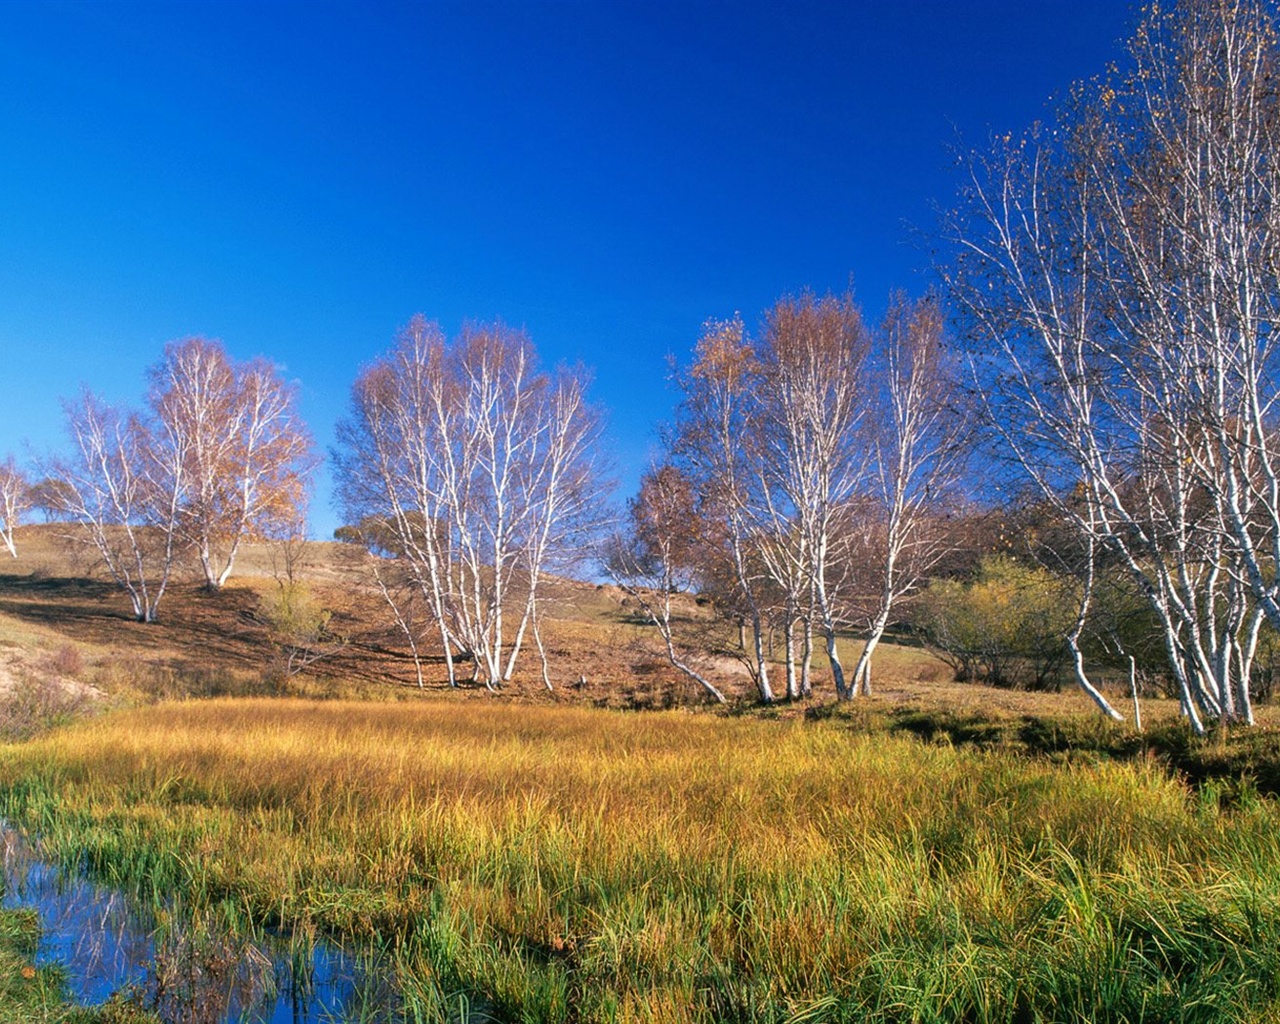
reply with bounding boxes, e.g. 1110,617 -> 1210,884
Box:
3,700 -> 1280,1021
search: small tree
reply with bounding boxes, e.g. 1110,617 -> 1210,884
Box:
261,581 -> 345,680
26,477 -> 77,523
257,528 -> 348,681
0,456 -> 29,558
606,463 -> 727,703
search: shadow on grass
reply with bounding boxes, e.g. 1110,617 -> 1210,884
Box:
804,699 -> 1280,805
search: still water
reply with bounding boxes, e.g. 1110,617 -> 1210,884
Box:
1,824 -> 407,1023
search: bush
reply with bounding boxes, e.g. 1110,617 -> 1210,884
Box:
915,555 -> 1077,689
259,582 -> 345,680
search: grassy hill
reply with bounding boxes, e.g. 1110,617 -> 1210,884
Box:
0,522 -> 1162,719
8,526 -> 1280,1021
0,522 -> 918,702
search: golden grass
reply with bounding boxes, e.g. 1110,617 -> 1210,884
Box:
4,699 -> 1280,1021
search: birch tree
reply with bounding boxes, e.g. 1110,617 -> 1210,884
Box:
752,490 -> 815,699
502,364 -> 603,687
949,0 -> 1280,727
334,317 -> 604,689
334,319 -> 462,682
847,295 -> 965,697
757,292 -> 869,699
0,457 -> 28,558
671,317 -> 777,702
149,338 -> 314,589
54,392 -> 186,622
606,463 -> 728,703
664,292 -> 961,702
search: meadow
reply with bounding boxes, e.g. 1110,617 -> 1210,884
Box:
3,699 -> 1280,1022
4,528 -> 1280,1021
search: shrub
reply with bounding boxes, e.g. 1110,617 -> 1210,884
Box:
916,555 -> 1077,689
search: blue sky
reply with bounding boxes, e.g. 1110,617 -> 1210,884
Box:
0,0 -> 1134,537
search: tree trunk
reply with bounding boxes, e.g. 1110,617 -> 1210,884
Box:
801,617 -> 813,698
751,608 -> 774,703
850,610 -> 892,700
783,613 -> 799,700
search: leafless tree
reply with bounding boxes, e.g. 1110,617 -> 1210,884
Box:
606,464 -> 727,703
54,392 -> 185,622
949,0 -> 1280,728
334,320 -> 461,682
0,456 -> 29,558
501,363 -> 603,687
848,295 -> 966,697
665,292 -> 964,702
670,317 -> 778,701
334,317 -> 605,689
149,338 -> 314,590
757,292 -> 869,699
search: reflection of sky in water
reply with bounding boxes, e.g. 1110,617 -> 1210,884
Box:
1,825 -> 403,1023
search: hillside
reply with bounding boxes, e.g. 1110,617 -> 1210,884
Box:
0,522 -> 1181,725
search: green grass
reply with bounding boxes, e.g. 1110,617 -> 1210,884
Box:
3,699 -> 1280,1022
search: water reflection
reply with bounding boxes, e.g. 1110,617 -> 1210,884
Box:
1,825 -> 404,1023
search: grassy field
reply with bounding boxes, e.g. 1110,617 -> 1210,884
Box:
5,526 -> 1280,1020
3,699 -> 1280,1022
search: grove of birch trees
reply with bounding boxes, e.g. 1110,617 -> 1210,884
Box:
52,338 -> 314,621
950,0 -> 1280,730
333,317 -> 604,690
611,291 -> 963,704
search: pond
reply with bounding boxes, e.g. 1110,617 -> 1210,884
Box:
1,823 -> 417,1023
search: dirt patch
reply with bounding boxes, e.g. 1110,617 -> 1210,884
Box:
0,644 -> 105,703
705,656 -> 753,679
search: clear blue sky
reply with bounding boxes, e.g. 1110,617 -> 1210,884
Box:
0,0 -> 1135,538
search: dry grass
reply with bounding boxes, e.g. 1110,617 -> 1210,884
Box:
4,699 -> 1280,1021
1,528 -> 1279,1019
